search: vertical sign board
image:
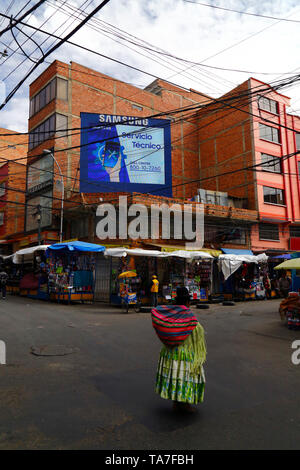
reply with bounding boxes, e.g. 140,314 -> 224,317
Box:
80,113 -> 172,196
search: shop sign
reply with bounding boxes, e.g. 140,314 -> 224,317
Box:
80,112 -> 172,196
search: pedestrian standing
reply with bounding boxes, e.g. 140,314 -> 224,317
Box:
0,268 -> 8,300
279,272 -> 291,298
150,275 -> 159,307
152,288 -> 206,413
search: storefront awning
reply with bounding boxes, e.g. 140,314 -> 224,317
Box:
13,245 -> 50,264
104,247 -> 213,259
222,248 -> 253,255
218,253 -> 268,280
145,243 -> 221,257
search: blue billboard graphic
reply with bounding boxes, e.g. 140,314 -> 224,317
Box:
80,113 -> 172,196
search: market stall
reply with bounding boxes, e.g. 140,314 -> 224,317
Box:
275,257 -> 300,293
9,245 -> 50,299
218,253 -> 268,301
104,247 -> 213,305
104,248 -> 163,305
47,241 -> 105,303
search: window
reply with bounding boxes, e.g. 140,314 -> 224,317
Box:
0,182 -> 6,197
261,153 -> 281,173
296,133 -> 300,150
29,113 -> 68,150
258,95 -> 278,114
55,113 -> 68,134
56,77 -> 68,100
290,226 -> 300,238
0,212 -> 4,226
27,154 -> 54,193
263,186 -> 285,205
29,77 -> 68,117
259,123 -> 280,144
25,191 -> 53,232
259,223 -> 279,241
298,161 -> 300,177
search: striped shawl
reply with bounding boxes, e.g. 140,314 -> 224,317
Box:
151,305 -> 199,348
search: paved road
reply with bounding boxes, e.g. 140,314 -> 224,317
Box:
0,295 -> 299,450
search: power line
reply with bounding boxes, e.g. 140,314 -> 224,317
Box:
0,0 -> 47,37
182,1 -> 300,23
0,0 -> 112,110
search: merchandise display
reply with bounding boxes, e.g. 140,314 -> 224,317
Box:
47,251 -> 95,302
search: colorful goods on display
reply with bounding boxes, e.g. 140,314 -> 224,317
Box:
279,293 -> 300,329
151,305 -> 198,348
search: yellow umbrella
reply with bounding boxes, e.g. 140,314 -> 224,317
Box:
274,258 -> 300,270
118,271 -> 137,278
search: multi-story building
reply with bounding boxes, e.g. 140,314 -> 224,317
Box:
0,129 -> 28,253
25,60 -> 260,253
197,78 -> 300,254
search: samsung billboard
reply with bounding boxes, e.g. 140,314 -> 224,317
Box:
80,113 -> 172,196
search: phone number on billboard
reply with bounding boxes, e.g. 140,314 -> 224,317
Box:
130,164 -> 161,172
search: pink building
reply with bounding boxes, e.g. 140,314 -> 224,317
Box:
250,78 -> 300,253
197,78 -> 300,254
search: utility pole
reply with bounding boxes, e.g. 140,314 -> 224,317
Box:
35,204 -> 42,245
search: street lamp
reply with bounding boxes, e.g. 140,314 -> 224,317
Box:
43,149 -> 64,243
34,204 -> 42,246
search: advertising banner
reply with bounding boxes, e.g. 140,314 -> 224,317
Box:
80,113 -> 172,196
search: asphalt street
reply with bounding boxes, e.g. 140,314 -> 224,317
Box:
0,295 -> 299,450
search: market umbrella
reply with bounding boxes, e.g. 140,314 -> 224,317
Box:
118,271 -> 137,278
274,258 -> 300,270
47,241 -> 105,252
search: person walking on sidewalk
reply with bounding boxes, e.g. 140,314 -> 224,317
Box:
152,288 -> 206,413
150,275 -> 159,307
0,268 -> 8,300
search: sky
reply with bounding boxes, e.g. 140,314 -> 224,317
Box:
0,0 -> 300,132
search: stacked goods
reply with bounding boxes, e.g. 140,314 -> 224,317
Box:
279,294 -> 300,328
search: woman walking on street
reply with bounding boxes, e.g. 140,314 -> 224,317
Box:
152,288 -> 206,413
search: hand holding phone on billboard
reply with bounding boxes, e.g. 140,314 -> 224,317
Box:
103,141 -> 121,182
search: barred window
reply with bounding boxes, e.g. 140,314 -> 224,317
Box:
290,226 -> 300,238
259,223 -> 279,241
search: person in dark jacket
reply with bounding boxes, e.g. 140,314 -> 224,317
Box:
0,268 -> 8,299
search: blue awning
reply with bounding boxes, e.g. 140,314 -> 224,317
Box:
47,241 -> 105,253
221,248 -> 253,255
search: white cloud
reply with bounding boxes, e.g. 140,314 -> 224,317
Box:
1,0 -> 300,132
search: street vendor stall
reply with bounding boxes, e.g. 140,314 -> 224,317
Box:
275,257 -> 300,293
218,253 -> 268,301
104,247 -> 163,305
104,247 -> 213,305
47,241 -> 105,303
10,245 -> 50,299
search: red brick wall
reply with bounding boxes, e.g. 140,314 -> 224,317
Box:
28,60 -> 211,203
0,130 -> 28,238
197,80 -> 256,208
